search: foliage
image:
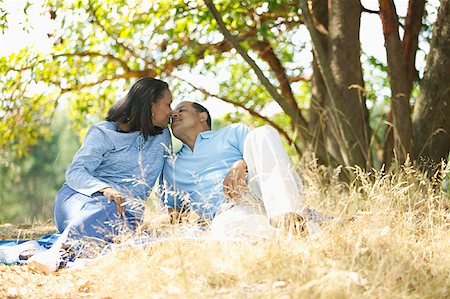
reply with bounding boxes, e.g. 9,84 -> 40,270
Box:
0,4 -> 7,34
0,0 -> 309,158
0,108 -> 79,223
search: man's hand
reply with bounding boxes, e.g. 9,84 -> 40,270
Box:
223,159 -> 248,200
101,187 -> 126,215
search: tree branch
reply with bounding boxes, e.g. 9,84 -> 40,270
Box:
402,0 -> 425,88
165,31 -> 255,73
360,3 -> 405,29
57,71 -> 156,93
250,38 -> 300,113
289,75 -> 311,83
53,52 -> 131,72
361,5 -> 380,15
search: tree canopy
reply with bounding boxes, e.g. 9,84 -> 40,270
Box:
1,0 -> 449,171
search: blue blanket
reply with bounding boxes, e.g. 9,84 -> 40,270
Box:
0,234 -> 60,264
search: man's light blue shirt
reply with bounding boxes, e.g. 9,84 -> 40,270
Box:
161,123 -> 250,219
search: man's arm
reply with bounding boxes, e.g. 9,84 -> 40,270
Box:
223,159 -> 248,200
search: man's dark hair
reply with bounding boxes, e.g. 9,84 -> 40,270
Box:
106,77 -> 169,139
192,102 -> 212,129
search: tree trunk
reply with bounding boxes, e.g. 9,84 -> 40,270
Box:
310,0 -> 344,163
382,0 -> 425,167
412,0 -> 450,162
403,0 -> 426,91
301,0 -> 370,168
379,0 -> 414,164
328,0 -> 370,168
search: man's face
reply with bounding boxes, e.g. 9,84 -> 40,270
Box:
171,101 -> 201,137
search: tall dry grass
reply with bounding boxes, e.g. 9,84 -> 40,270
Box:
1,160 -> 449,298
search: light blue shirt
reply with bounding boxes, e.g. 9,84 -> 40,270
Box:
161,123 -> 250,219
66,121 -> 172,200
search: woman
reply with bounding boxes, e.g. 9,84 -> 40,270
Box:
29,77 -> 173,272
56,77 -> 173,241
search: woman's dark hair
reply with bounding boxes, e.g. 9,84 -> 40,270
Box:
106,77 -> 169,139
192,102 -> 212,129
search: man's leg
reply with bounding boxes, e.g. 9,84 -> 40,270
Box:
243,125 -> 303,219
211,125 -> 304,239
210,196 -> 277,239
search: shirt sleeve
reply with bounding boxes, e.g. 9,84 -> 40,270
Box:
234,123 -> 250,154
65,125 -> 114,196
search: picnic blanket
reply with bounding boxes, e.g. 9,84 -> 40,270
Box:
0,234 -> 60,264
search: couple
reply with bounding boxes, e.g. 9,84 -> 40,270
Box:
29,77 -> 305,272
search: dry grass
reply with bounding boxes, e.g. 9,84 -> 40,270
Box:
1,161 -> 449,298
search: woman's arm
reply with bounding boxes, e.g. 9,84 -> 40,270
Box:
66,125 -> 113,196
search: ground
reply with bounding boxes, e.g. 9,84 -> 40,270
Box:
1,165 -> 450,298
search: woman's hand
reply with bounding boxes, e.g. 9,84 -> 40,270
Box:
223,159 -> 248,200
100,187 -> 126,215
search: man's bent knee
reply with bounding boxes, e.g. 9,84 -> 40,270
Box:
246,125 -> 279,142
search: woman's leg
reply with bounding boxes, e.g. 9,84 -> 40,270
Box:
54,184 -> 137,243
28,185 -> 141,273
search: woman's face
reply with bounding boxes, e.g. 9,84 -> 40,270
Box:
151,89 -> 173,128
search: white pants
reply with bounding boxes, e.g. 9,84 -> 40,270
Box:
210,125 -> 303,239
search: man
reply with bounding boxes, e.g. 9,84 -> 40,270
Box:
160,101 -> 305,238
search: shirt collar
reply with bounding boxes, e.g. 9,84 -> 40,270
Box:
178,130 -> 216,155
198,130 -> 215,139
